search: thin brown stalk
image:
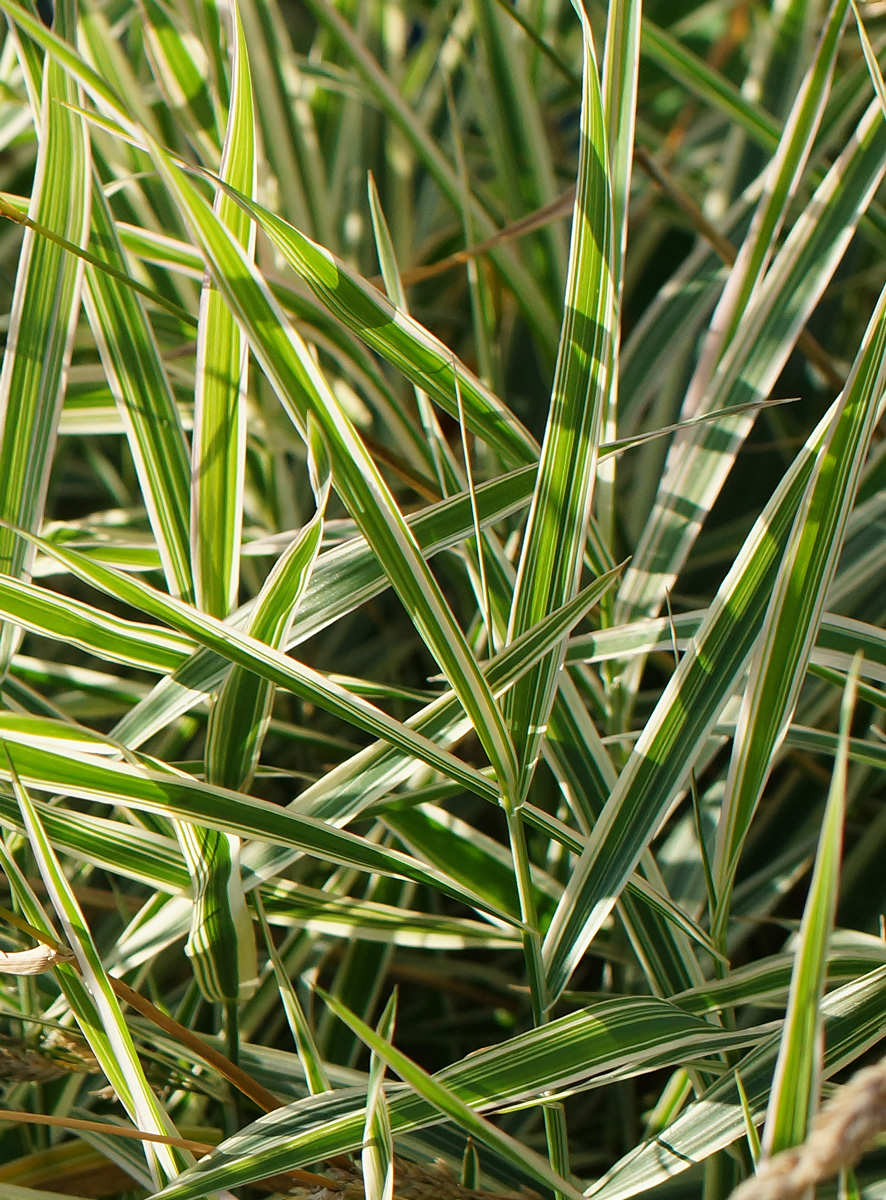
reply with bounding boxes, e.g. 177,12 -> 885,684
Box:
108,975 -> 282,1114
0,1107 -> 213,1153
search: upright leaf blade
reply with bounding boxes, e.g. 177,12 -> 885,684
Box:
181,0 -> 259,1006
761,661 -> 858,1156
84,177 -> 193,601
362,993 -> 397,1200
0,0 -> 90,668
505,0 -> 614,794
190,0 -> 255,619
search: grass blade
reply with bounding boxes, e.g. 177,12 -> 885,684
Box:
0,0 -> 89,668
760,660 -> 859,1156
3,751 -> 190,1187
505,0 -> 614,796
712,271 -> 886,937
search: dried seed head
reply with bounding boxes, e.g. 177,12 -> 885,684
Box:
0,1030 -> 98,1083
282,1157 -> 539,1200
0,943 -> 75,976
730,1053 -> 886,1200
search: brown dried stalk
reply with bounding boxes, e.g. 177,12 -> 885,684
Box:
730,1054 -> 886,1200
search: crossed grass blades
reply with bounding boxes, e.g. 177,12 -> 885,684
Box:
2,0 -> 886,1198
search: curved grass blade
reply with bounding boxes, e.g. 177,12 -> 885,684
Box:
383,803 -> 559,924
712,272 -> 886,936
0,572 -> 194,672
568,609 -> 886,685
0,785 -> 188,891
260,880 -> 521,951
196,177 -> 538,470
319,990 -> 587,1200
179,820 -> 256,1004
0,776 -> 529,954
2,751 -> 191,1187
672,935 -> 886,1016
0,729 -> 512,922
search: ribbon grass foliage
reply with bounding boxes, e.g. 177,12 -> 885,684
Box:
2,1 -> 886,1198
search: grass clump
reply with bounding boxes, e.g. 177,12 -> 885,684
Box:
1,1 -> 886,1198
